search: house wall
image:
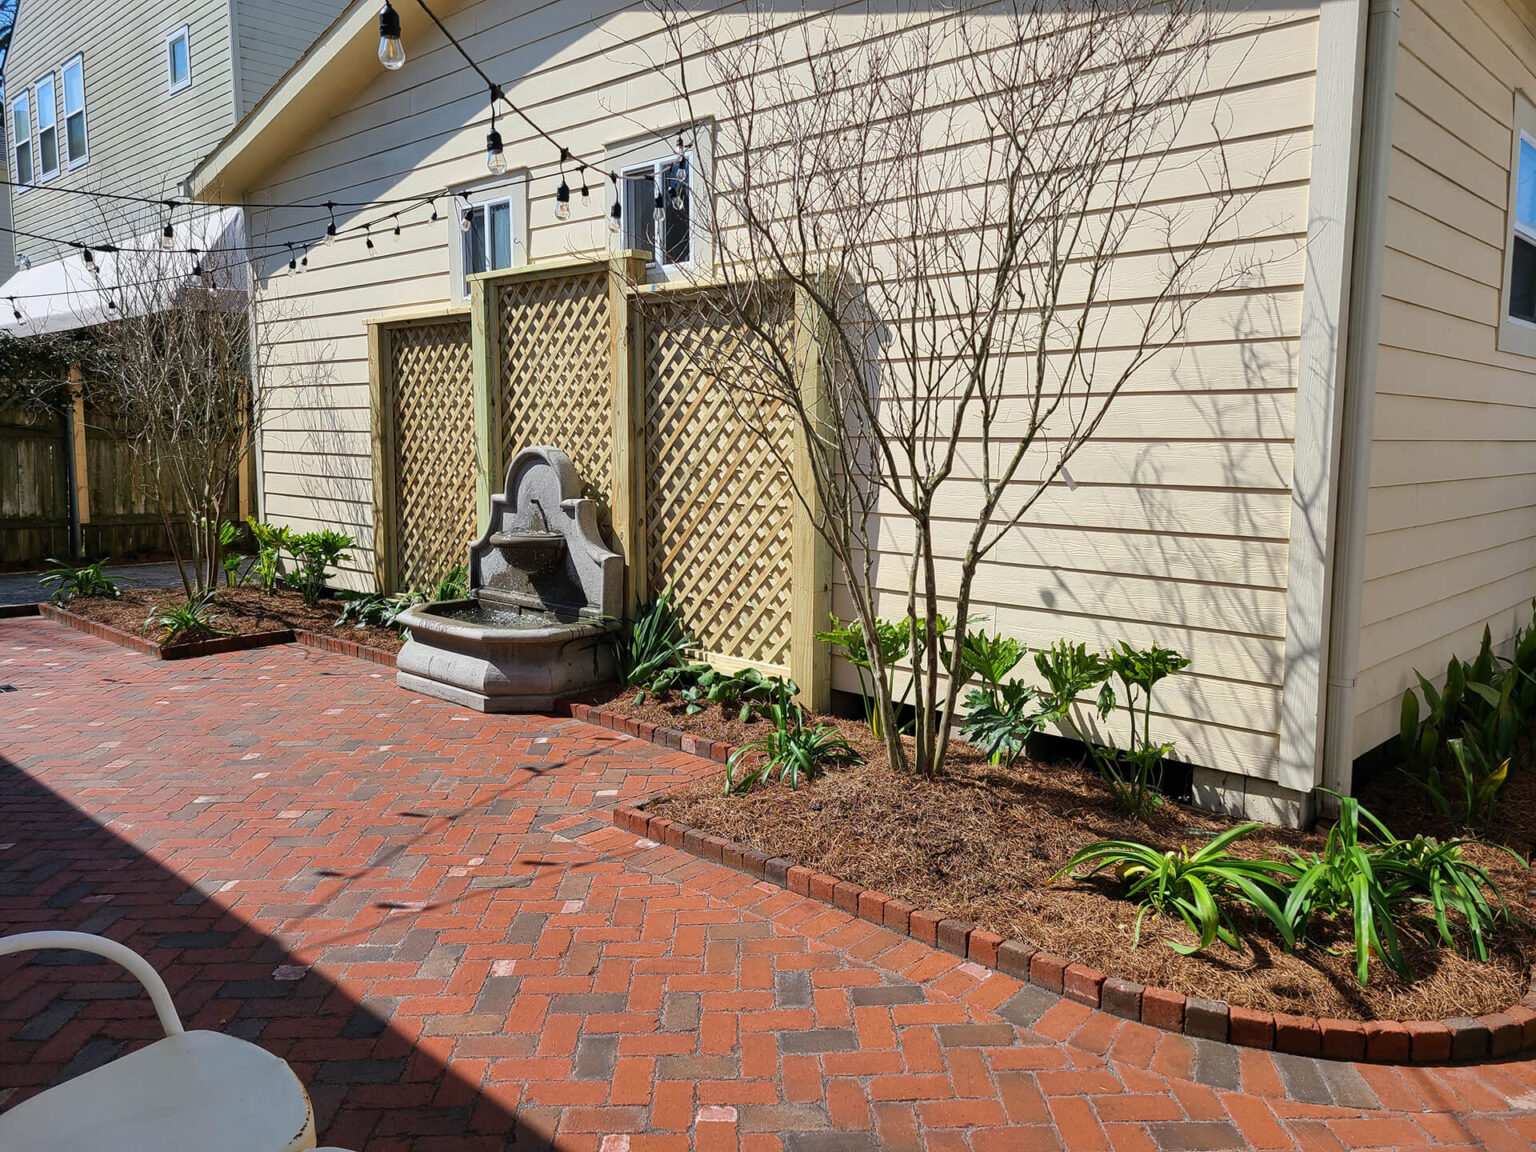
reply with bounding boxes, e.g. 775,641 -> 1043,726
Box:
4,0 -> 345,253
239,0 -> 1321,782
6,0 -> 237,247
232,0 -> 348,118
1354,0 -> 1536,754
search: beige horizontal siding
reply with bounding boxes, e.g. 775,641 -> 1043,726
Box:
245,0 -> 1319,779
1355,0 -> 1536,754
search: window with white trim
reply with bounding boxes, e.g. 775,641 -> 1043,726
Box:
449,174 -> 527,300
605,123 -> 712,280
11,91 -> 31,188
166,27 -> 191,93
34,74 -> 58,180
61,55 -> 87,166
621,155 -> 692,268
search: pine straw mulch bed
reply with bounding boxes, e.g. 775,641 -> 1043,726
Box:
60,587 -> 405,654
580,684 -> 1536,1023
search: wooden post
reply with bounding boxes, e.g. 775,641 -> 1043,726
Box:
790,285 -> 833,711
68,365 -> 90,529
367,321 -> 394,593
470,275 -> 501,537
608,251 -> 649,615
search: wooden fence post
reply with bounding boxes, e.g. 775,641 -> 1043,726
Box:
68,366 -> 90,557
367,320 -> 394,593
790,285 -> 833,711
609,252 -> 649,615
470,276 -> 501,538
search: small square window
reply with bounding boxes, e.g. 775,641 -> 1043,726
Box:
621,156 -> 691,268
167,27 -> 191,93
456,191 -> 521,298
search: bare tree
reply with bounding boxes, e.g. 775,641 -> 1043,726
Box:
82,223 -> 263,594
645,0 -> 1283,776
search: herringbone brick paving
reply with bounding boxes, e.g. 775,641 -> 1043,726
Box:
3,618 -> 1536,1150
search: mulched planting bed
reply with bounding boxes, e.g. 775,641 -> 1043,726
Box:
60,587 -> 405,655
578,683 -> 1536,1024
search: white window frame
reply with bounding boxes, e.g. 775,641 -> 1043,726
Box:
61,53 -> 87,168
448,172 -> 529,302
166,26 -> 192,94
604,122 -> 713,283
1500,90 -> 1536,354
33,73 -> 58,181
10,90 -> 32,192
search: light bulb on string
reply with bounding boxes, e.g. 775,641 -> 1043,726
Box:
286,243 -> 297,274
365,224 -> 374,251
393,214 -> 401,238
160,221 -> 175,250
555,180 -> 571,221
669,158 -> 687,211
486,128 -> 506,175
580,181 -> 590,203
653,190 -> 664,231
608,174 -> 622,236
460,207 -> 473,233
9,298 -> 20,323
324,202 -> 337,245
378,2 -> 405,70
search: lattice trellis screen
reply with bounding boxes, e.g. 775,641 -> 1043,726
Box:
388,319 -> 477,591
641,291 -> 797,671
496,270 -> 613,529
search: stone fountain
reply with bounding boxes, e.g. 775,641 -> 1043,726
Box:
394,446 -> 623,711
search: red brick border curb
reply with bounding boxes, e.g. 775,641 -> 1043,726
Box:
39,602 -> 294,660
35,603 -> 398,667
568,699 -> 1536,1066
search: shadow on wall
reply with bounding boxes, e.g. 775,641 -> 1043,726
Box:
0,752 -> 534,1150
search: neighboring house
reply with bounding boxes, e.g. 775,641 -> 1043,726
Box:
187,0 -> 1536,826
0,0 -> 348,311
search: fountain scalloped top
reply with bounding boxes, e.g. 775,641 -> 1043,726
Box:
393,446 -> 624,712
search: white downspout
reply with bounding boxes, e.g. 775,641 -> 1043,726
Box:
1321,0 -> 1402,799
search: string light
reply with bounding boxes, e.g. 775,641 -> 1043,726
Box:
609,174 -> 622,235
393,214 -> 402,237
365,224 -> 374,250
580,181 -> 590,204
378,2 -> 406,70
324,202 -> 337,246
286,243 -> 297,274
9,297 -> 20,322
555,180 -> 571,221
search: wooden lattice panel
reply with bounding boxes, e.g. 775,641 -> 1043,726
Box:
389,319 -> 477,591
497,271 -> 613,528
641,291 -> 796,670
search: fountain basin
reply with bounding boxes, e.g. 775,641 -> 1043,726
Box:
396,596 -> 618,713
394,446 -> 625,713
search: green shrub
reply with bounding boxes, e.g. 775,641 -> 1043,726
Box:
1399,604 -> 1536,830
246,519 -> 293,593
725,680 -> 860,794
217,521 -> 251,587
334,590 -> 413,629
618,587 -> 694,690
1058,794 -> 1518,984
1091,643 -> 1191,818
817,614 -> 910,738
959,681 -> 1043,771
679,667 -> 800,723
40,558 -> 131,605
1054,823 -> 1295,954
286,530 -> 355,606
143,590 -> 227,645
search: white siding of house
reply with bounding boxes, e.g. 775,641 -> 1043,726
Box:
232,0 -> 348,117
3,0 -> 345,251
1354,0 -> 1536,754
5,0 -> 237,245
241,0 -> 1319,780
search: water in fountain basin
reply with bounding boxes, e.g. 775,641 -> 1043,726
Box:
428,601 -> 570,629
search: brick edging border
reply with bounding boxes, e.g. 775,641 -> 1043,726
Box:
35,603 -> 398,668
39,602 -> 294,660
565,699 -> 1536,1066
292,629 -> 399,668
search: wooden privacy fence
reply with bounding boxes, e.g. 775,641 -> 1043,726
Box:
365,254 -> 831,704
1,385 -> 186,567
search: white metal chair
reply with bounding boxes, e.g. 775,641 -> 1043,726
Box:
0,931 -> 352,1152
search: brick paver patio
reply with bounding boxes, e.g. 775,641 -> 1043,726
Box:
4,617 -> 1536,1150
